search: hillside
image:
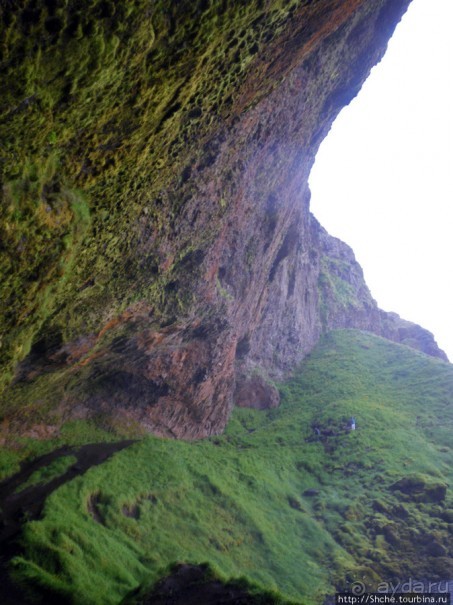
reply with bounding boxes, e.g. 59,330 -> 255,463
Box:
3,330 -> 452,604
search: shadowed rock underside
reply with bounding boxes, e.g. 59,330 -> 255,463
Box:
0,0 -> 447,441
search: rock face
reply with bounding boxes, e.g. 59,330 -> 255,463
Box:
315,224 -> 448,359
0,0 -> 447,440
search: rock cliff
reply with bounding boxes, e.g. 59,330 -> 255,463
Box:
0,0 -> 446,440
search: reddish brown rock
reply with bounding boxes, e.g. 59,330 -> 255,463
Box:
2,0 -> 446,441
235,375 -> 280,410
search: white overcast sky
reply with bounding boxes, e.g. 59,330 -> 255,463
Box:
309,0 -> 453,361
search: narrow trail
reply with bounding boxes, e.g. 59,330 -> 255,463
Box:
0,439 -> 136,604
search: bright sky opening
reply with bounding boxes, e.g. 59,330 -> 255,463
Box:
309,0 -> 453,361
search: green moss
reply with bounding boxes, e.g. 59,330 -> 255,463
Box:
318,256 -> 364,328
0,152 -> 91,391
216,275 -> 234,301
0,0 -> 307,406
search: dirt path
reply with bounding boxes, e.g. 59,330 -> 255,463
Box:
0,439 -> 136,604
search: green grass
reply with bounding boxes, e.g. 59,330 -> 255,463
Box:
15,455 -> 77,493
0,419 -> 118,481
8,330 -> 453,604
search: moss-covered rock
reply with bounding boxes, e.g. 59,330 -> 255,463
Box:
390,475 -> 448,503
4,0 -> 446,448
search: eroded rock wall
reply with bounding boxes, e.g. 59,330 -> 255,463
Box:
1,0 -> 445,440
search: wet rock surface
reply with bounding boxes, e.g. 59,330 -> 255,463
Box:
2,0 -> 446,444
234,374 -> 280,410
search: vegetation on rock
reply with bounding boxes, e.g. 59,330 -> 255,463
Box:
3,0 -> 430,442
0,0 -> 313,394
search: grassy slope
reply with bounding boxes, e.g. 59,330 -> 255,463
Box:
9,330 -> 453,604
0,419 -> 121,480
